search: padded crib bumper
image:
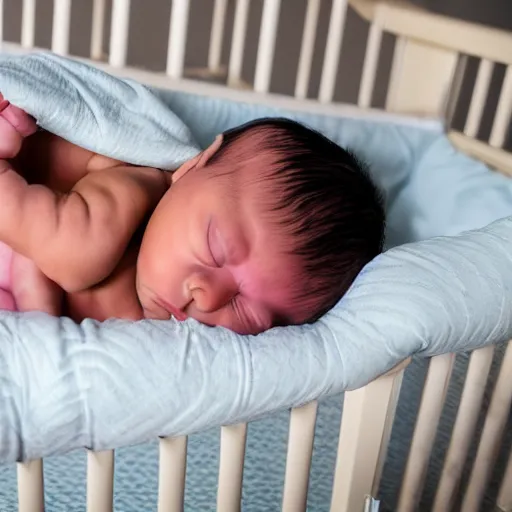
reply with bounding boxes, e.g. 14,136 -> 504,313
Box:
0,216 -> 511,463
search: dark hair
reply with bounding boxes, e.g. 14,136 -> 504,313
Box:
211,117 -> 385,324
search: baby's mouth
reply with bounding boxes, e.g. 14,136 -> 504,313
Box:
153,296 -> 188,322
159,299 -> 188,322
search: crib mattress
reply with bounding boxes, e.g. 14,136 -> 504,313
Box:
0,86 -> 511,510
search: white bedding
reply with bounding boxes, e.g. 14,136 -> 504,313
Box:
0,52 -> 512,463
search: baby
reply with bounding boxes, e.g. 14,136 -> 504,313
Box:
0,98 -> 385,335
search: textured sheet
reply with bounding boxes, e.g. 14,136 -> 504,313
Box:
0,53 -> 511,481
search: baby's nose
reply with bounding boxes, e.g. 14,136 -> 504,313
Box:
187,270 -> 238,312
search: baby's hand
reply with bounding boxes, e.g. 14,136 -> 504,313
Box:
0,94 -> 37,158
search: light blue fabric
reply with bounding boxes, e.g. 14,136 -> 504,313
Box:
0,52 -> 511,489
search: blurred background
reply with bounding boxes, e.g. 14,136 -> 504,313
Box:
3,0 -> 511,145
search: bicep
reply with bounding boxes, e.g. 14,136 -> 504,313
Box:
13,132 -> 97,191
9,166 -> 167,292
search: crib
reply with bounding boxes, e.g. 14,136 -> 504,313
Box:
2,0 -> 512,511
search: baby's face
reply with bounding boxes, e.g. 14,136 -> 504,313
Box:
136,149 -> 302,335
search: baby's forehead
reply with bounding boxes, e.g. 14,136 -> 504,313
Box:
215,138 -> 280,180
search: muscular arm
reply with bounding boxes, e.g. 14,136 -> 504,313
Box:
0,159 -> 168,292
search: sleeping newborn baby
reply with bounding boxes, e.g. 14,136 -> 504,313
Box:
0,99 -> 385,334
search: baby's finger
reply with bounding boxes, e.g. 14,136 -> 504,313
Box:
1,103 -> 37,137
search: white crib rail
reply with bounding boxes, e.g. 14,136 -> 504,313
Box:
158,436 -> 188,512
282,401 -> 318,512
318,0 -> 348,103
462,342 -> 512,512
331,359 -> 407,512
90,0 -> 106,60
109,0 -> 130,68
433,346 -> 495,512
217,423 -> 248,512
398,353 -> 455,512
51,0 -> 71,55
17,459 -> 44,512
87,450 -> 115,512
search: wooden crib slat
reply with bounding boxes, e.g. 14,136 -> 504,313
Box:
227,0 -> 250,87
385,36 -> 406,111
497,447 -> 512,512
166,0 -> 191,79
294,0 -> 321,99
108,0 -> 130,68
330,361 -> 407,512
358,21 -> 383,108
448,131 -> 512,177
254,0 -> 282,93
158,436 -> 188,512
462,342 -> 512,512
464,58 -> 494,138
208,0 -> 228,73
398,353 -> 455,512
281,401 -> 318,512
90,0 -> 106,60
318,0 -> 348,103
17,459 -> 45,512
433,346 -> 495,512
21,0 -> 36,48
490,65 -> 512,148
51,0 -> 71,55
87,450 -> 115,512
217,423 -> 248,512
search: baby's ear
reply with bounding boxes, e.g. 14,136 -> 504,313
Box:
172,135 -> 223,184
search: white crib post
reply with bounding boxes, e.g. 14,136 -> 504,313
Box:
158,436 -> 188,512
294,0 -> 321,99
166,0 -> 191,79
208,0 -> 228,74
462,342 -> 512,512
282,401 -> 319,512
51,0 -> 72,55
217,424 -> 248,512
358,21 -> 383,109
21,0 -> 36,48
254,0 -> 282,93
87,450 -> 115,512
109,0 -> 130,67
398,354 -> 455,512
330,359 -> 409,512
17,459 -> 45,512
90,0 -> 106,60
227,0 -> 250,87
318,0 -> 348,103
